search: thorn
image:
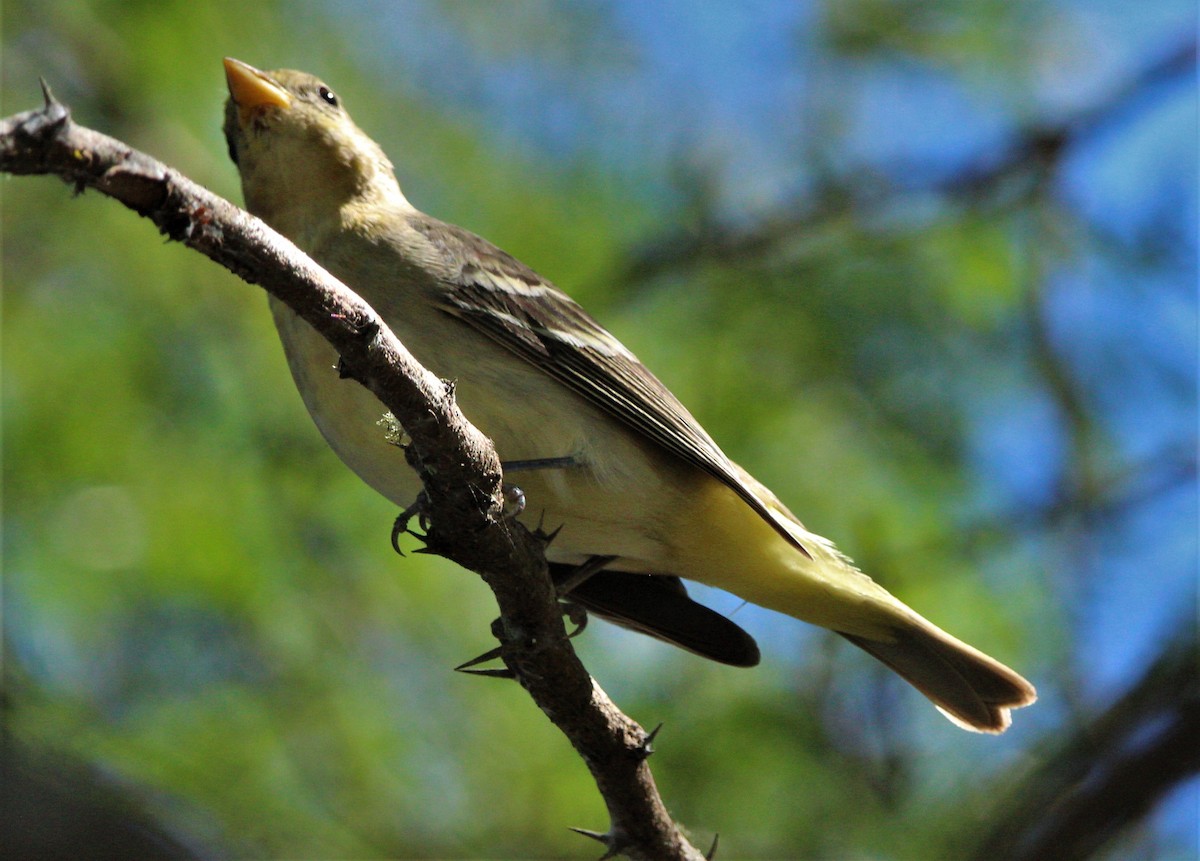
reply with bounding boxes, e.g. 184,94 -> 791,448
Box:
454,645 -> 514,678
706,833 -> 720,860
568,827 -> 621,859
456,666 -> 515,679
34,78 -> 69,130
568,826 -> 608,844
454,645 -> 502,671
645,722 -> 663,746
357,318 -> 380,340
637,722 -> 663,760
533,520 -> 563,546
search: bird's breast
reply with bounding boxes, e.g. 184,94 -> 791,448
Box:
269,296 -> 688,572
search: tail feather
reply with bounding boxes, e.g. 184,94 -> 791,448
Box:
842,615 -> 1036,733
554,566 -> 762,668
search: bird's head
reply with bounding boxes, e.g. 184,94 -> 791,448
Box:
222,58 -> 406,240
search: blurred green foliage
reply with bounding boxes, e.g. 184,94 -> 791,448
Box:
3,1 -> 1194,859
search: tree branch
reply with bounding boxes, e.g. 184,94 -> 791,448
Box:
618,38 -> 1197,283
967,628 -> 1200,861
1,85 -> 705,861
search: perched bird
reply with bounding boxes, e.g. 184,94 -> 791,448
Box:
223,57 -> 1035,732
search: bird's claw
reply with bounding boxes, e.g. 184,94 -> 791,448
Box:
391,491 -> 430,554
562,601 -> 589,637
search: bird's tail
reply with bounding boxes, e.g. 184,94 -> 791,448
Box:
841,612 -> 1036,733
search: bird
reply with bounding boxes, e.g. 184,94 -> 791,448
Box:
222,57 -> 1036,732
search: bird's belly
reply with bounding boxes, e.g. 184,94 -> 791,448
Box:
445,365 -> 687,572
271,301 -> 684,572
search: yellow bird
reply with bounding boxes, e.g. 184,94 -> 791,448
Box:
222,58 -> 1035,732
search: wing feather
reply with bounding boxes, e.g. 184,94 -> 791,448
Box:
410,215 -> 809,556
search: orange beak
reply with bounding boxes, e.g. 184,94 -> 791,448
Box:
223,57 -> 291,110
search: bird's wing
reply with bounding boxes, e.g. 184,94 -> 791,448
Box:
410,214 -> 810,557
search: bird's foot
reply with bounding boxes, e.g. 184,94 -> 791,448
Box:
390,491 -> 431,555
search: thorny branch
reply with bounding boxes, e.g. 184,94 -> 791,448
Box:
0,83 -> 707,861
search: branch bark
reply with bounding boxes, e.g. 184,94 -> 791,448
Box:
967,629 -> 1200,861
1,85 -> 706,861
618,38 -> 1197,284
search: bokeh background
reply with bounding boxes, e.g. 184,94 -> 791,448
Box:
3,1 -> 1196,858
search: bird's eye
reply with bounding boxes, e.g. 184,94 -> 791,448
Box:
318,86 -> 339,107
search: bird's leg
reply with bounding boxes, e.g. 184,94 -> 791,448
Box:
395,455 -> 580,548
498,456 -> 582,520
502,456 -> 582,472
456,453 -> 601,675
552,554 -> 617,596
485,456 -> 585,522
